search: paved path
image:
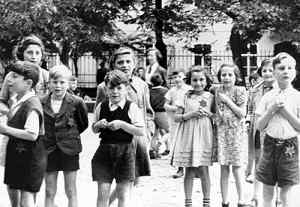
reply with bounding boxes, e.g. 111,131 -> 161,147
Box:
0,114 -> 299,207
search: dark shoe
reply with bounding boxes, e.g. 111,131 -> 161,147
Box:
161,150 -> 170,156
149,150 -> 161,159
222,203 -> 229,207
172,168 -> 184,178
245,173 -> 254,184
237,203 -> 252,207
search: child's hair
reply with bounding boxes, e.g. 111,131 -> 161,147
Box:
150,73 -> 163,87
49,64 -> 72,80
7,61 -> 40,88
273,52 -> 296,68
186,65 -> 212,91
169,68 -> 186,77
16,35 -> 45,61
257,59 -> 272,76
249,72 -> 260,85
104,70 -> 129,88
109,46 -> 137,70
217,63 -> 242,84
70,75 -> 78,82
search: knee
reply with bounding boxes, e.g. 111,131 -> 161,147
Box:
45,186 -> 56,199
65,186 -> 77,199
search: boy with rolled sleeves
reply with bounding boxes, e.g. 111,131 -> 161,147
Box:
41,65 -> 88,207
256,52 -> 300,207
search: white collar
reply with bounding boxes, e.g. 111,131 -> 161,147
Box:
109,98 -> 126,110
11,90 -> 36,110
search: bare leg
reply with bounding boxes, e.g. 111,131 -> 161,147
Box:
97,182 -> 112,207
263,184 -> 275,207
280,185 -> 293,207
64,171 -> 78,207
7,186 -> 20,207
116,181 -> 133,207
232,165 -> 247,204
220,165 -> 230,204
45,171 -> 59,207
20,191 -> 35,207
184,168 -> 193,207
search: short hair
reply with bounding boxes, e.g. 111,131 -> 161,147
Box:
16,35 -> 44,61
70,75 -> 78,82
7,61 -> 40,88
150,73 -> 163,87
104,70 -> 129,88
273,52 -> 296,68
169,68 -> 186,76
186,65 -> 212,91
109,46 -> 137,70
49,64 -> 72,80
217,63 -> 242,84
147,48 -> 162,60
257,59 -> 273,76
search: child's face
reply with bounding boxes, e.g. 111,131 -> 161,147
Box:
274,58 -> 296,86
23,44 -> 43,65
220,66 -> 236,87
7,72 -> 30,95
261,63 -> 274,83
191,71 -> 207,92
107,83 -> 127,104
49,76 -> 69,99
114,54 -> 136,77
147,50 -> 157,65
173,72 -> 185,86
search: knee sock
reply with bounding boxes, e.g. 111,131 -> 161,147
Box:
185,198 -> 192,207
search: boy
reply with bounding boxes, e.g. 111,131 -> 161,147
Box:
92,70 -> 144,207
149,73 -> 169,158
41,65 -> 88,207
164,69 -> 192,178
256,52 -> 300,207
0,61 -> 46,207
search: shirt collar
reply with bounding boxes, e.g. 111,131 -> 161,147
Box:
11,90 -> 36,110
109,98 -> 126,110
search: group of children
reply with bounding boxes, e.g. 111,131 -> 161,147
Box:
0,34 -> 299,207
164,53 -> 300,207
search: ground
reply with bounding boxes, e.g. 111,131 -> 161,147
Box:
0,114 -> 299,207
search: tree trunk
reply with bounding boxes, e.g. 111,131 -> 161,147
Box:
59,41 -> 71,67
155,0 -> 167,69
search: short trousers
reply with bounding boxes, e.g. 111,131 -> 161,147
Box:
256,134 -> 299,187
46,148 -> 79,172
92,141 -> 136,183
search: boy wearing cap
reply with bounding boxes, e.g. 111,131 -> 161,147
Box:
0,61 -> 46,207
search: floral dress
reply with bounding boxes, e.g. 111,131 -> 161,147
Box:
171,91 -> 214,167
214,85 -> 248,166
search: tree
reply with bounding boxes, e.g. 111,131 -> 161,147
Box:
0,0 -> 138,74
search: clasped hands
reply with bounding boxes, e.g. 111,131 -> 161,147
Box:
94,119 -> 124,131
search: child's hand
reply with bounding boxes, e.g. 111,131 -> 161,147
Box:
107,120 -> 124,131
0,123 -> 7,134
95,119 -> 109,129
269,99 -> 284,114
0,102 -> 9,116
218,93 -> 231,104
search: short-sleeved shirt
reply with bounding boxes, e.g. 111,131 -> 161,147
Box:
94,98 -> 145,129
256,86 -> 300,139
9,91 -> 39,138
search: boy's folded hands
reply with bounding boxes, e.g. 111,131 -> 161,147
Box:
95,119 -> 124,131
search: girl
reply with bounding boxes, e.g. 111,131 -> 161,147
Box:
0,34 -> 49,207
171,66 -> 214,207
246,59 -> 276,207
213,64 -> 250,207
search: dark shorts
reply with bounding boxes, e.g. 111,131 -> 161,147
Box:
46,148 -> 79,172
92,141 -> 136,183
256,134 -> 300,187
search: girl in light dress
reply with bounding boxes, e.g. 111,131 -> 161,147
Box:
171,66 -> 214,207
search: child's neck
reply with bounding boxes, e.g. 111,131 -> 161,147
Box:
222,84 -> 234,91
16,90 -> 30,101
192,89 -> 204,95
263,80 -> 274,88
51,92 -> 66,101
278,82 -> 292,90
176,83 -> 184,89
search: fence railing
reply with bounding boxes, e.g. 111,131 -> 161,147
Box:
46,48 -> 273,88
